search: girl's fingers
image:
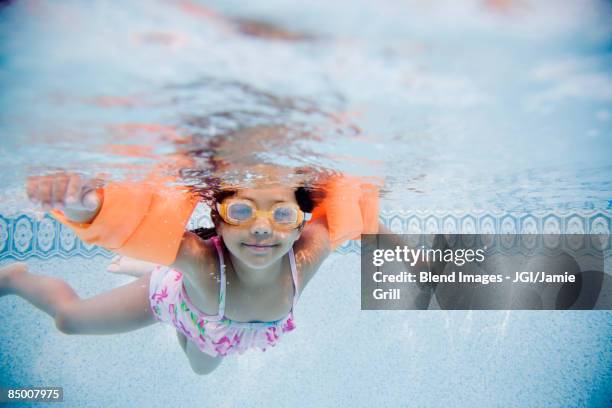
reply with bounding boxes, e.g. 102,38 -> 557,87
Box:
27,172 -> 102,212
26,176 -> 40,203
65,174 -> 83,206
39,176 -> 53,210
107,263 -> 120,273
79,176 -> 104,211
51,173 -> 70,210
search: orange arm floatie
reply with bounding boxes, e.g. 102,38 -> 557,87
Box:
310,174 -> 381,250
51,180 -> 199,265
51,173 -> 379,262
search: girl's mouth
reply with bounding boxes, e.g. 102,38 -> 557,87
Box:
241,243 -> 279,253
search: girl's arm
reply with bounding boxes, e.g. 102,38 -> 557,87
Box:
28,172 -> 215,286
293,175 -> 381,291
47,178 -> 199,265
293,217 -> 333,290
294,220 -> 391,292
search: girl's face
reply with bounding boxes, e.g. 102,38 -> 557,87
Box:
217,186 -> 303,269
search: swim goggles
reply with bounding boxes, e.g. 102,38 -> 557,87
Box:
216,198 -> 312,229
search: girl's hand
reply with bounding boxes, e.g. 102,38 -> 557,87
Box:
26,172 -> 104,222
107,255 -> 159,277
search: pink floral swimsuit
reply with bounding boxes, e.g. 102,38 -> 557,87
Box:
149,236 -> 299,357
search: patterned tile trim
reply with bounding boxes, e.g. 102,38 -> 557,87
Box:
0,209 -> 610,261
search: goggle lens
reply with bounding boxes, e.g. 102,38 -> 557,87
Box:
273,206 -> 298,224
227,203 -> 253,221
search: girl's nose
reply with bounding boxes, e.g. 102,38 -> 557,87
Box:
250,215 -> 272,236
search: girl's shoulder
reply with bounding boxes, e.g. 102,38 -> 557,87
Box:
173,232 -> 222,299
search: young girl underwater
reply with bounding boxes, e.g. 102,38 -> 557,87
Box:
0,169 -> 380,374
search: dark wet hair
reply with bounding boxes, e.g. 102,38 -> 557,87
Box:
190,185 -> 322,240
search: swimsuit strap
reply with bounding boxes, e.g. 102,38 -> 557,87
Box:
211,236 -> 227,319
289,246 -> 299,310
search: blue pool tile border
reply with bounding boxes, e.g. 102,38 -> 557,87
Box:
1,210 -> 610,262
0,214 -> 113,263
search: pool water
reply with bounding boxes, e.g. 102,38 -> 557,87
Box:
0,0 -> 611,406
0,0 -> 611,213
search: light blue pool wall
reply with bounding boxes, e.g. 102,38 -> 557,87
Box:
0,207 -> 610,407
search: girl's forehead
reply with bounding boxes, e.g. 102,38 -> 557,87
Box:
233,186 -> 296,202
